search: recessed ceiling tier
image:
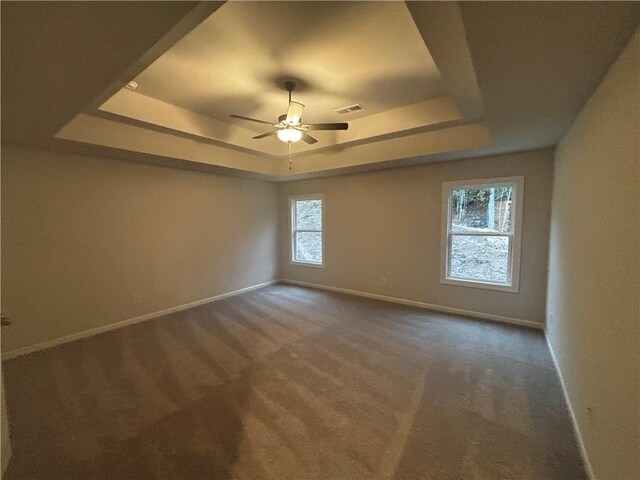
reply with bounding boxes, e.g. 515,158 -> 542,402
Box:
50,2 -> 637,180
57,1 -> 487,177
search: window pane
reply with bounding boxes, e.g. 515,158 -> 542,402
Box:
295,200 -> 322,230
449,234 -> 509,283
451,185 -> 513,233
295,232 -> 322,263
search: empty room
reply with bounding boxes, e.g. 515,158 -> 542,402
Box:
1,2 -> 638,479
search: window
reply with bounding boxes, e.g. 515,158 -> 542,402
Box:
290,195 -> 323,266
441,177 -> 524,292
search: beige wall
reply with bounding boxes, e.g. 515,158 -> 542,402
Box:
1,158 -> 10,474
1,145 -> 278,353
279,149 -> 554,326
547,31 -> 639,480
1,369 -> 10,474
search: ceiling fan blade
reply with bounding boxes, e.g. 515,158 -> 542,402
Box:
301,132 -> 318,144
252,130 -> 279,140
305,122 -> 349,131
230,114 -> 274,125
285,101 -> 305,125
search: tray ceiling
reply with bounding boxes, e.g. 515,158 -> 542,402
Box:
58,1 -> 486,172
133,1 -> 447,125
32,1 -> 635,180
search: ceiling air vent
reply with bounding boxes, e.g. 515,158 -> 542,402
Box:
333,104 -> 365,115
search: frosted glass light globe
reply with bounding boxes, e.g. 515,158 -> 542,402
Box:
277,127 -> 302,143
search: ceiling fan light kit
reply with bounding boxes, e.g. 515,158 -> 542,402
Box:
230,81 -> 349,145
277,127 -> 302,143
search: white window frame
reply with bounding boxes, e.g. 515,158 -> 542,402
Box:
290,194 -> 324,268
440,176 -> 524,293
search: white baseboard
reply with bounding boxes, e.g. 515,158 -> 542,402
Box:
278,278 -> 543,330
1,280 -> 277,361
545,335 -> 594,479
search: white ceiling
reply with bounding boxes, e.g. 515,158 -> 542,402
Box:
88,1 -> 467,159
133,1 -> 447,127
0,1 -> 212,145
2,1 -> 638,180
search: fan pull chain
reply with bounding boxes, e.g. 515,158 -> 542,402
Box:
289,141 -> 292,170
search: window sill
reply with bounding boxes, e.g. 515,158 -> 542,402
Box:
290,260 -> 325,269
441,277 -> 519,293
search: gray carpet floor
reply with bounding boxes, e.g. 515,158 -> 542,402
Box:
3,284 -> 586,479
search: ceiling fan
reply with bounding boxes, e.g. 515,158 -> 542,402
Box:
229,81 -> 348,144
